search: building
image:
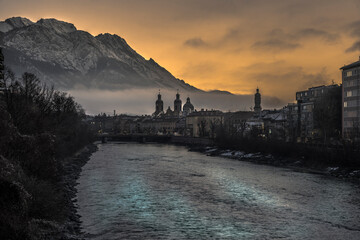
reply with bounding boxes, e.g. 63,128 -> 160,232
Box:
340,57 -> 360,139
186,109 -> 224,137
295,84 -> 341,142
154,92 -> 164,116
285,103 -> 300,142
183,97 -> 194,116
254,88 -> 261,115
261,110 -> 287,141
140,117 -> 179,135
246,109 -> 287,140
92,113 -> 116,133
0,47 -> 5,94
223,111 -> 254,136
173,91 -> 182,116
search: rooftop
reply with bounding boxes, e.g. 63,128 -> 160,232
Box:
340,58 -> 360,70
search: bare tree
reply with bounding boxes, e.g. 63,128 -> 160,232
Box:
198,119 -> 207,137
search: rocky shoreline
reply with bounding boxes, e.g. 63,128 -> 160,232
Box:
59,143 -> 98,240
188,145 -> 360,184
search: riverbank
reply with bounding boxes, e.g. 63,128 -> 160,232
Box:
101,136 -> 360,183
59,143 -> 98,239
186,144 -> 360,184
20,143 -> 98,240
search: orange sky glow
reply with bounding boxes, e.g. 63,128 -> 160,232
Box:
1,0 -> 360,103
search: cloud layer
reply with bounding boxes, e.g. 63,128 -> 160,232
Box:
68,88 -> 284,115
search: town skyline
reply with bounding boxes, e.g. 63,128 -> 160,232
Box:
1,2 -> 360,239
1,0 -> 360,104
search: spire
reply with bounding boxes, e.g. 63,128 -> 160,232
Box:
155,90 -> 164,115
254,87 -> 261,114
174,89 -> 182,114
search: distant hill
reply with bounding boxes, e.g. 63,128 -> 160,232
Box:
0,17 -> 200,92
207,90 -> 234,95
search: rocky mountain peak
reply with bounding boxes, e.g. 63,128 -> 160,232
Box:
0,17 -> 33,33
5,17 -> 33,29
96,33 -> 127,46
36,18 -> 77,34
1,16 -> 199,92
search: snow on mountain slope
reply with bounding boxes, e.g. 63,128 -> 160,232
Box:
0,17 -> 199,92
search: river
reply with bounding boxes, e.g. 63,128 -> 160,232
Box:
76,143 -> 360,239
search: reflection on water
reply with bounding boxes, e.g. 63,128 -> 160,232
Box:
76,143 -> 360,239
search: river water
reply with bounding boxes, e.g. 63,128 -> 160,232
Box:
76,143 -> 360,239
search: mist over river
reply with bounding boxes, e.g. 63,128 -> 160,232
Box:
76,143 -> 360,239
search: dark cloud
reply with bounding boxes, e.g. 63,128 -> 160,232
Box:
347,20 -> 360,37
184,38 -> 208,48
296,28 -> 339,43
345,20 -> 360,53
186,26 -> 338,53
238,63 -> 333,102
269,27 -> 339,43
262,95 -> 285,109
184,26 -> 243,51
299,69 -> 331,89
252,67 -> 330,90
220,27 -> 243,44
346,41 -> 360,53
251,27 -> 339,52
251,39 -> 301,52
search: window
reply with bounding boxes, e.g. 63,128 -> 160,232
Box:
344,121 -> 353,128
344,111 -> 357,118
347,71 -> 353,77
347,91 -> 352,97
345,100 -> 358,107
349,80 -> 357,87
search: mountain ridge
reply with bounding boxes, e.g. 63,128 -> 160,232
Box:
0,17 -> 201,92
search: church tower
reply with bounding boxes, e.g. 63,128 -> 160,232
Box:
155,91 -> 164,115
174,90 -> 182,115
254,88 -> 262,114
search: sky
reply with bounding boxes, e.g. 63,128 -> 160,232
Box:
1,0 -> 360,106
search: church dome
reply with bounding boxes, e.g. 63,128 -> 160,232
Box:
166,106 -> 173,115
183,97 -> 194,112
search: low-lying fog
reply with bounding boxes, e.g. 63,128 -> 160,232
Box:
68,88 -> 286,115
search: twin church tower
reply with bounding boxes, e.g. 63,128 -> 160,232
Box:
154,87 -> 261,116
154,91 -> 194,117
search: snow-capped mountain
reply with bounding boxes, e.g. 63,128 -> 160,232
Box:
0,17 -> 199,91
